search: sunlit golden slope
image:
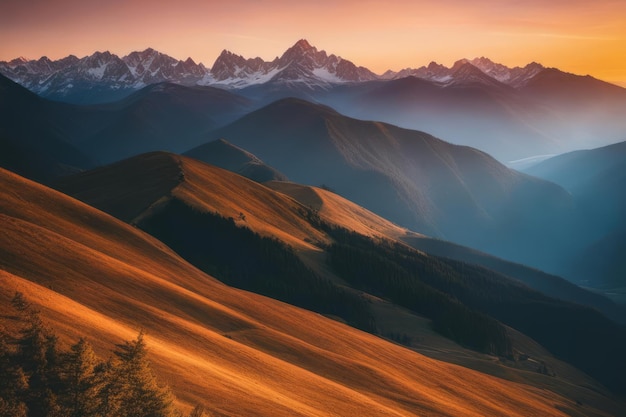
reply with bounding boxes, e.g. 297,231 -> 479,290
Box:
0,167 -> 600,416
54,152 -> 626,415
266,180 -> 417,241
56,151 -> 327,250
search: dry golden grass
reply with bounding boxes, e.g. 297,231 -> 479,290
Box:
173,156 -> 327,250
1,167 -> 603,416
266,181 -> 419,241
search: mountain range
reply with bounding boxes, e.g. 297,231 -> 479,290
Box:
0,39 -> 563,100
0,40 -> 377,103
3,39 -> 625,162
3,39 -> 626,415
2,69 -> 621,281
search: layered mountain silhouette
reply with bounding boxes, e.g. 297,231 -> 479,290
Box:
188,98 -> 579,273
0,73 -> 95,182
55,152 -> 626,396
8,165 -> 626,415
320,68 -> 626,161
187,138 -> 288,182
3,40 -> 625,161
0,76 -> 253,168
4,38 -> 626,415
68,83 -> 253,163
526,141 -> 626,289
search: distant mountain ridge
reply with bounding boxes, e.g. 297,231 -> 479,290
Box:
187,97 -> 580,273
524,141 -> 626,289
2,39 -> 613,103
381,57 -> 544,88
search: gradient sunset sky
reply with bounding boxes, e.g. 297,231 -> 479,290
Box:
2,0 -> 625,86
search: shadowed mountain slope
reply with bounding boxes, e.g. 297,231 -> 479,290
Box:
64,83 -> 253,164
0,73 -> 94,182
5,167 -> 613,417
187,98 -> 578,273
186,138 -> 288,182
525,141 -> 626,289
269,181 -> 625,324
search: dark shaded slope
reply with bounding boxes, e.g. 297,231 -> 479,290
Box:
319,225 -> 626,396
0,73 -> 94,183
54,151 -> 184,222
70,83 -> 253,163
402,235 -> 626,324
525,141 -> 626,288
569,231 -> 626,291
272,180 -> 625,323
185,138 -> 288,182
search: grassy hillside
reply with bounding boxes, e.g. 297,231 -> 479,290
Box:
4,167 -> 610,416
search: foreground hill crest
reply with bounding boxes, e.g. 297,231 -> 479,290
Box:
7,164 -> 610,416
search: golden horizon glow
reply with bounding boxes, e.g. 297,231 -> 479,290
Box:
1,0 -> 625,86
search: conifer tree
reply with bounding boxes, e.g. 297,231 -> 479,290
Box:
2,294 -> 191,417
112,331 -> 177,417
10,293 -> 63,417
0,328 -> 27,417
62,337 -> 101,417
94,358 -> 120,417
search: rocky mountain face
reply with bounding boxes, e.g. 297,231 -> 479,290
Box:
0,48 -> 210,103
210,39 -> 378,88
0,40 -> 380,101
4,40 -> 624,162
381,57 -> 544,87
0,40 -> 572,103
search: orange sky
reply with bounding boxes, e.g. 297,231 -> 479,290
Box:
1,0 -> 625,86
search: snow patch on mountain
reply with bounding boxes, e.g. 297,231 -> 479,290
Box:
0,40 -> 553,102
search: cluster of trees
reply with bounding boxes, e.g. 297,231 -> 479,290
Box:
328,241 -> 511,355
320,224 -> 626,395
0,293 -> 206,417
138,199 -> 375,332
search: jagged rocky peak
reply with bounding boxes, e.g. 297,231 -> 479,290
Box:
210,49 -> 268,81
0,41 -> 565,101
292,39 -> 315,52
278,39 -> 328,66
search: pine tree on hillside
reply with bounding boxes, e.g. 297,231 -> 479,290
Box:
13,299 -> 63,416
0,329 -> 27,417
62,337 -> 101,417
111,331 -> 177,417
2,293 -> 206,417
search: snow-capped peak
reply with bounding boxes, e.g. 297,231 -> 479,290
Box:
0,41 -> 552,102
209,39 -> 377,88
469,57 -> 545,87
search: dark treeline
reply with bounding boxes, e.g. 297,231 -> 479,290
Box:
138,198 -> 375,332
319,223 -> 626,396
328,240 -> 511,355
0,293 -> 207,417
